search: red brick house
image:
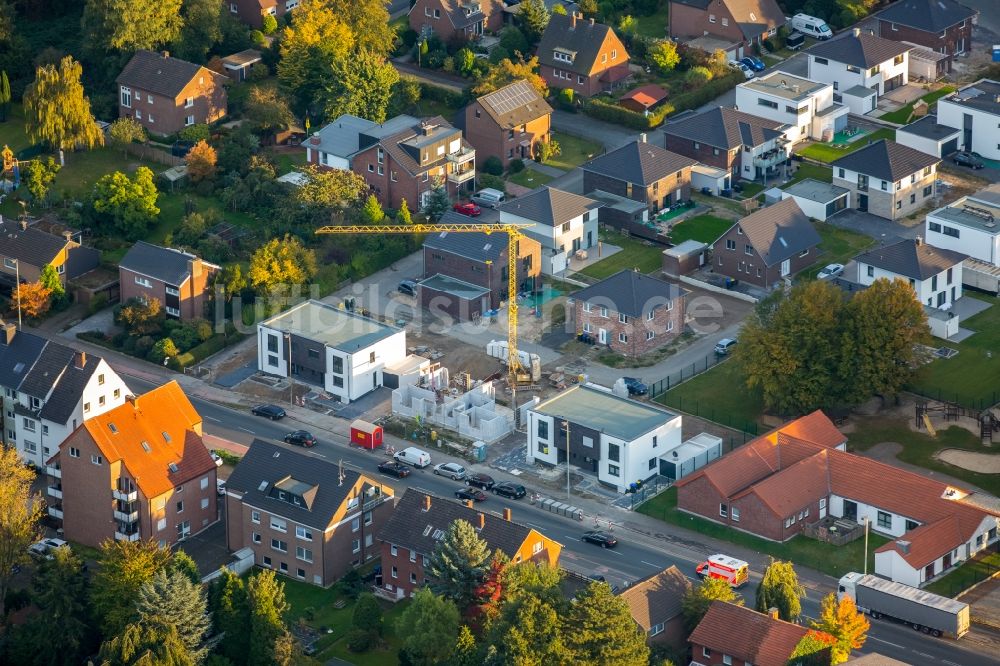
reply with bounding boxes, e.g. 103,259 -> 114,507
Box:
227,0 -> 298,29
711,198 -> 820,289
305,114 -> 475,210
409,0 -> 504,43
618,566 -> 691,651
376,489 -> 562,599
669,0 -> 785,58
224,439 -> 395,587
877,0 -> 977,73
47,381 -> 217,549
570,269 -> 685,357
689,602 -> 825,666
116,50 -> 228,136
537,13 -> 630,98
463,79 -> 553,169
118,241 -> 219,320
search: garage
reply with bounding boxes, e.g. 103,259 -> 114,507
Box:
895,115 -> 962,158
780,178 -> 850,221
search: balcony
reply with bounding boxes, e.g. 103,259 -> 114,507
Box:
113,487 -> 137,501
753,149 -> 788,170
47,485 -> 62,500
114,508 -> 139,523
448,168 -> 475,185
46,464 -> 61,479
47,506 -> 63,519
446,147 -> 476,165
114,530 -> 140,542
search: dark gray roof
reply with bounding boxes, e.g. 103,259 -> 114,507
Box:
571,270 -> 684,318
119,241 -> 200,286
0,326 -> 46,390
855,239 -> 966,280
498,187 -> 602,227
116,50 -> 223,98
475,80 -> 552,130
898,115 -> 960,141
809,32 -> 911,68
940,80 -> 1000,116
425,217 -> 508,263
831,139 -> 940,182
725,198 -> 821,267
537,13 -> 621,75
878,0 -> 977,34
19,341 -> 75,399
0,219 -> 72,269
582,141 -> 698,186
671,0 -> 712,7
376,488 -> 538,557
226,439 -> 375,531
38,356 -> 100,425
663,107 -> 787,150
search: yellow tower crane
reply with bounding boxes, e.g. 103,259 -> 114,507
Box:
315,221 -> 535,387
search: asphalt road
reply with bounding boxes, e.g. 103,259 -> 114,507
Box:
119,369 -> 1000,665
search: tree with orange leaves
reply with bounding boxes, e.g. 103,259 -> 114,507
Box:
811,593 -> 870,664
185,139 -> 217,182
12,281 -> 52,319
467,550 -> 507,630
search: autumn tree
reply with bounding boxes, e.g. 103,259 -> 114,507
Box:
681,577 -> 742,633
396,589 -> 462,665
22,156 -> 60,203
755,559 -> 806,622
323,0 -> 395,57
427,519 -> 491,609
186,140 -> 218,182
398,198 -> 413,225
173,0 -> 223,62
534,138 -> 561,164
219,264 -> 247,302
23,56 -> 104,152
563,581 -> 650,664
82,0 -> 183,54
649,39 -> 681,74
321,49 -> 400,123
117,296 -> 164,336
790,630 -> 837,666
13,281 -> 53,319
108,116 -> 147,157
248,235 -> 318,293
247,569 -> 294,666
295,165 -> 367,208
811,593 -> 870,664
245,86 -> 294,138
277,0 -> 355,112
0,446 -> 43,617
472,56 -> 548,97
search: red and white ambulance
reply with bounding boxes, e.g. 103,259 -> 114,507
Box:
695,554 -> 750,588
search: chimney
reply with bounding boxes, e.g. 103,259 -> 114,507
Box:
478,512 -> 486,529
639,132 -> 647,143
897,540 -> 911,554
465,500 -> 474,508
126,394 -> 137,406
0,321 -> 16,345
853,27 -> 860,37
589,17 -> 594,25
571,12 -> 577,28
161,50 -> 170,59
915,236 -> 923,246
19,219 -> 27,231
189,258 -> 203,283
768,607 -> 779,619
62,230 -> 73,241
503,508 -> 512,522
73,351 -> 86,369
422,495 -> 431,512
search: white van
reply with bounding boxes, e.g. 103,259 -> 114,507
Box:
394,446 -> 432,468
790,13 -> 833,39
471,188 -> 506,209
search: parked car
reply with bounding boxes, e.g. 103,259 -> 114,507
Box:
210,451 -> 223,467
714,338 -> 738,355
398,279 -> 418,297
728,61 -> 755,79
817,263 -> 844,280
252,404 -> 286,420
378,460 -> 412,478
622,377 -> 648,396
455,487 -> 488,502
28,538 -> 68,560
471,188 -> 506,209
790,13 -> 833,39
953,151 -> 985,169
217,479 -> 227,496
394,446 -> 432,468
492,482 -> 527,499
581,531 -> 618,548
433,462 -> 467,480
740,56 -> 765,72
283,430 -> 317,448
786,31 -> 805,50
466,473 -> 495,490
453,202 -> 482,217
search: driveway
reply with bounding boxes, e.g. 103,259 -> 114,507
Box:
551,110 -> 637,152
826,208 -> 922,243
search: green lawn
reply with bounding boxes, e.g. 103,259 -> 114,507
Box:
668,214 -> 732,244
797,128 -> 896,163
576,230 -> 664,279
544,131 -> 603,171
799,222 -> 875,280
925,551 -> 1000,598
739,181 -> 766,198
54,147 -> 161,199
410,98 -> 463,123
271,150 -> 306,176
0,104 -> 32,153
782,162 -> 833,187
879,86 -> 957,124
633,4 -> 670,39
507,167 -> 553,188
638,488 -> 889,579
908,292 -> 1000,409
656,360 -> 766,433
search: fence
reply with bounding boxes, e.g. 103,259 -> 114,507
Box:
907,387 -> 1000,413
124,142 -> 184,167
647,353 -> 727,399
935,543 -> 1000,599
624,476 -> 672,511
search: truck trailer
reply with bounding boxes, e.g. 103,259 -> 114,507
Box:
837,572 -> 970,638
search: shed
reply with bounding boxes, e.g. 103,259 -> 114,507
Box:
895,115 -> 961,159
841,84 -> 877,115
662,239 -> 707,277
905,42 -> 949,82
658,433 -> 722,481
763,187 -> 785,205
780,178 -> 850,221
160,165 -> 188,192
619,84 -> 669,115
691,164 -> 731,195
221,49 -> 263,81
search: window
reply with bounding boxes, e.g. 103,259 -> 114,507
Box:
185,115 -> 195,126
720,503 -> 728,518
947,267 -> 953,285
251,510 -> 260,524
608,464 -> 620,477
708,13 -> 716,22
600,306 -> 608,318
910,193 -> 916,204
745,244 -> 753,255
867,265 -> 875,278
271,517 -> 287,532
69,447 -> 80,458
618,313 -> 628,324
176,501 -> 184,513
618,332 -> 627,343
894,54 -> 904,66
881,180 -> 888,191
22,418 -> 35,432
99,395 -> 105,406
703,647 -> 712,658
838,168 -> 845,179
296,546 -> 313,562
135,109 -> 141,120
877,511 -> 892,530
758,98 -> 778,109
537,419 -> 549,440
352,539 -> 361,553
352,517 -> 360,532
583,302 -> 592,313
726,239 -> 736,250
721,17 -> 728,26
134,276 -> 152,288
601,54 -> 607,63
942,225 -> 960,238
648,458 -> 657,471
667,319 -> 674,332
296,526 -> 313,541
177,521 -> 191,539
200,498 -> 209,510
391,566 -> 398,579
896,200 -> 902,210
649,623 -> 664,637
120,86 -> 132,107
263,556 -> 271,567
409,550 -> 417,563
368,164 -> 374,173
646,331 -> 654,341
271,538 -> 288,553
91,454 -> 103,465
929,221 -> 941,233
732,507 -> 740,522
608,442 -> 620,462
185,97 -> 194,108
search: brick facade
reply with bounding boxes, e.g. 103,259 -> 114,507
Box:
662,134 -> 740,176
119,258 -> 217,321
422,237 -> 541,311
669,0 -> 747,42
463,100 -> 551,169
228,0 -> 292,29
712,223 -> 816,288
582,168 -> 693,212
118,63 -> 227,136
409,0 -> 504,44
878,19 -> 972,72
540,18 -> 630,98
573,294 -> 684,357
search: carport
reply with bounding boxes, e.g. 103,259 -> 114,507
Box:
896,115 -> 961,159
781,178 -> 850,221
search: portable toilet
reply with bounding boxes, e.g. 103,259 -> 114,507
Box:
350,420 -> 383,450
472,441 -> 487,462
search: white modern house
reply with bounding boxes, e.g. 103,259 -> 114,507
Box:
734,71 -> 849,144
498,186 -> 603,275
0,323 -> 130,469
807,29 -> 911,114
257,300 -> 407,404
936,79 -> 1000,160
925,184 -> 1000,266
525,383 -> 682,493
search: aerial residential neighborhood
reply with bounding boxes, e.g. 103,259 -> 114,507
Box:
1,0 -> 1000,664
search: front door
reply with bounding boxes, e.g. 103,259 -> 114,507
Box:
587,230 -> 593,248
598,328 -> 607,344
963,113 -> 973,151
844,500 -> 858,521
780,259 -> 790,277
858,194 -> 868,212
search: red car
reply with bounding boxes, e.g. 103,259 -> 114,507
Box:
453,202 -> 481,217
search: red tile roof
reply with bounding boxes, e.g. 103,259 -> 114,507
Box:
621,84 -> 668,108
688,602 -> 809,666
762,409 -> 846,449
875,515 -> 964,567
81,381 -> 211,498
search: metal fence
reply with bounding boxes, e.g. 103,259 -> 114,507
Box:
907,387 -> 1000,413
936,543 -> 1000,599
647,353 -> 727,399
657,393 -> 763,436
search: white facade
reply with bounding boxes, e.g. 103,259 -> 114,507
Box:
808,49 -> 909,106
856,257 -> 962,309
895,125 -> 961,159
305,147 -> 350,171
734,72 -> 848,143
501,208 -> 599,276
925,195 -> 1000,266
937,81 -> 1000,160
874,515 -> 1000,587
737,133 -> 792,183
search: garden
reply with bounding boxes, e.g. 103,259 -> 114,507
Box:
575,228 -> 665,280
668,214 -> 733,244
879,85 -> 957,125
796,128 -> 896,164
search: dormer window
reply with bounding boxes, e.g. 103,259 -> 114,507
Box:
749,11 -> 756,20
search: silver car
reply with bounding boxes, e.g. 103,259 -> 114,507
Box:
433,462 -> 467,480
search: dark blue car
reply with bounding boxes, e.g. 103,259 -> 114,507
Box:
741,56 -> 766,72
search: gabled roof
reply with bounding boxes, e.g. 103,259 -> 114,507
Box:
425,218 -> 508,263
571,269 -> 684,318
672,0 -> 785,38
809,31 -> 911,69
226,439 -> 384,531
0,219 -> 72,268
78,381 -> 212,499
117,50 -> 224,98
722,198 -> 821,267
0,326 -> 46,390
536,13 -> 625,76
498,186 -> 602,226
582,141 -> 698,186
18,342 -> 75,400
663,106 -> 787,150
831,139 -> 940,182
375,116 -> 468,177
878,0 -> 977,34
430,0 -> 503,29
689,602 -> 811,666
38,354 -> 101,425
119,241 -> 211,286
475,80 -> 552,129
376,488 -> 542,557
875,515 -> 963,568
617,565 -> 690,632
855,238 -> 966,280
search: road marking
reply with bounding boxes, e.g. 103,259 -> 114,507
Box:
869,638 -> 905,649
204,416 -> 221,423
943,660 -> 963,666
912,653 -> 933,660
239,427 -> 255,434
641,560 -> 664,568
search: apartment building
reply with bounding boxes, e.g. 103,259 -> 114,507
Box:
734,71 -> 848,144
831,139 -> 940,220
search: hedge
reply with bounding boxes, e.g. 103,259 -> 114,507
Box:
174,333 -> 244,369
419,82 -> 467,108
583,98 -> 658,129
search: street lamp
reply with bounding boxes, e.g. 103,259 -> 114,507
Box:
284,331 -> 293,407
863,516 -> 871,575
562,419 -> 571,498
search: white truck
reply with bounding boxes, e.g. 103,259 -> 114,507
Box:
837,572 -> 970,638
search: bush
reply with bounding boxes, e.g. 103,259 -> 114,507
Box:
583,97 -> 655,129
441,56 -> 456,74
135,335 -> 155,357
508,158 -> 525,173
339,569 -> 364,600
481,155 -> 503,176
557,87 -> 575,111
685,66 -> 713,88
248,63 -> 270,81
400,28 -> 418,51
88,292 -> 109,315
346,628 -> 375,653
213,449 -> 242,466
419,83 -> 466,108
179,124 -> 211,143
478,173 -> 506,193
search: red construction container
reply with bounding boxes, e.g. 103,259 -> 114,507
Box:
350,420 -> 383,450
